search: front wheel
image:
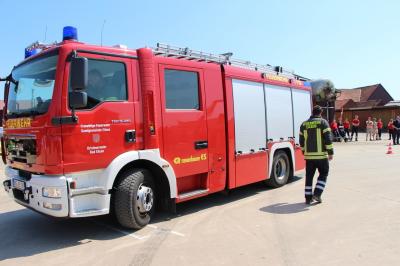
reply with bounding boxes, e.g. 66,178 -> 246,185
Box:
114,168 -> 155,229
265,151 -> 291,188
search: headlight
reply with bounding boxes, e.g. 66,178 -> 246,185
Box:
42,187 -> 62,198
43,202 -> 62,210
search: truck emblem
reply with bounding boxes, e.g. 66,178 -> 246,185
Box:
92,134 -> 100,143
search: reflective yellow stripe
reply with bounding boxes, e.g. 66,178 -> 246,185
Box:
316,128 -> 322,153
304,130 -> 308,152
304,151 -> 327,155
323,128 -> 331,133
304,155 -> 328,160
325,144 -> 333,149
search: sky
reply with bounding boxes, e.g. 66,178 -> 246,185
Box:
1,0 -> 400,99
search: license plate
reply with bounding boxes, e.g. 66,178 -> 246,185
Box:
13,179 -> 26,191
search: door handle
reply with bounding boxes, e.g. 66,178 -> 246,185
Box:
125,130 -> 136,143
194,140 -> 208,149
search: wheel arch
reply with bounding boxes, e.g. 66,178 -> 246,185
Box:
105,150 -> 177,199
112,159 -> 172,210
268,142 -> 295,178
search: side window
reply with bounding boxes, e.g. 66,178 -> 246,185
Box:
70,59 -> 127,109
164,69 -> 200,109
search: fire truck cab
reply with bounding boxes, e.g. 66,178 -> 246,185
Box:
2,27 -> 312,229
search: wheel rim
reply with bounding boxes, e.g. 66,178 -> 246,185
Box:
136,184 -> 154,213
275,158 -> 287,181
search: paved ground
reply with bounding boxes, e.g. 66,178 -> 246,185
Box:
1,133 -> 399,266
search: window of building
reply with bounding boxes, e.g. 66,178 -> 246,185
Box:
164,69 -> 200,110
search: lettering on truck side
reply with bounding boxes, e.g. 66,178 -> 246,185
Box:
173,153 -> 207,165
5,118 -> 32,129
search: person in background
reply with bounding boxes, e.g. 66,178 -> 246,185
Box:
377,118 -> 383,140
351,115 -> 360,141
337,118 -> 347,142
344,118 -> 351,139
330,119 -> 339,141
393,116 -> 400,145
366,117 -> 374,141
388,119 -> 394,141
372,118 -> 378,140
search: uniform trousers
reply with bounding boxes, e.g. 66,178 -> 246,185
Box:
305,159 -> 329,200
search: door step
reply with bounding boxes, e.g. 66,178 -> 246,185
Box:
178,189 -> 209,200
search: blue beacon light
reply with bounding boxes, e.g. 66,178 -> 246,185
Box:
25,48 -> 39,59
63,26 -> 78,41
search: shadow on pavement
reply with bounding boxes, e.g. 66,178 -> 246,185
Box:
259,202 -> 310,214
0,209 -> 124,261
0,175 -> 303,261
156,174 -> 303,221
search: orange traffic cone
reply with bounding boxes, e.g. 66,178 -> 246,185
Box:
386,143 -> 393,154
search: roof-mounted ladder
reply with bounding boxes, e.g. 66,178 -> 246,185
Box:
25,41 -> 57,52
152,43 -> 298,79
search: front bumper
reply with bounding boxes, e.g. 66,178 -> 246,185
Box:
3,166 -> 110,218
4,167 -> 69,217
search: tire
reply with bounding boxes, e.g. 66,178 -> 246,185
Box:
265,151 -> 291,188
114,168 -> 155,229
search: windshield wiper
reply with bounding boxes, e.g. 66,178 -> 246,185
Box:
21,110 -> 42,117
6,112 -> 20,119
6,110 -> 42,118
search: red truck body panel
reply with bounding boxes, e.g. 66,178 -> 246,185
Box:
4,41 -> 311,206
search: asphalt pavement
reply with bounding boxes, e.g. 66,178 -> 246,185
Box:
0,133 -> 399,266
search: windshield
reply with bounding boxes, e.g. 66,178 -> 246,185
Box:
7,54 -> 58,117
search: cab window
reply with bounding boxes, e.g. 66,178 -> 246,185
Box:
164,69 -> 200,110
70,59 -> 127,109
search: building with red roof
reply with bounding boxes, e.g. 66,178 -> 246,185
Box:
335,84 -> 399,129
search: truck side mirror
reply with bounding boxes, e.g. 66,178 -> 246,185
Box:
70,57 -> 88,90
69,91 -> 87,109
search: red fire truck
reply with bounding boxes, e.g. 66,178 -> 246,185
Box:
2,27 -> 312,229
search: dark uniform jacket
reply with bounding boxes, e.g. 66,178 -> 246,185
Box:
393,119 -> 400,131
299,115 -> 334,160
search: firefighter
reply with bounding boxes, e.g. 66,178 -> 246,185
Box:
388,119 -> 394,141
343,118 -> 351,139
393,116 -> 400,145
299,105 -> 334,204
372,118 -> 378,141
350,115 -> 360,141
377,118 -> 383,140
366,117 -> 374,141
330,119 -> 339,141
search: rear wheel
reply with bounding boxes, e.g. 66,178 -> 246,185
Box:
114,168 -> 155,229
265,151 -> 290,188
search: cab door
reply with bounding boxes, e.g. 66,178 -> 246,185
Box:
61,52 -> 138,173
158,64 -> 209,197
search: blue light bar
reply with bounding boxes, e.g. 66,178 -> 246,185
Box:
303,81 -> 311,87
63,26 -> 78,41
25,48 -> 39,59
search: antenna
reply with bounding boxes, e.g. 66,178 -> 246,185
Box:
44,25 -> 47,42
101,20 -> 106,46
